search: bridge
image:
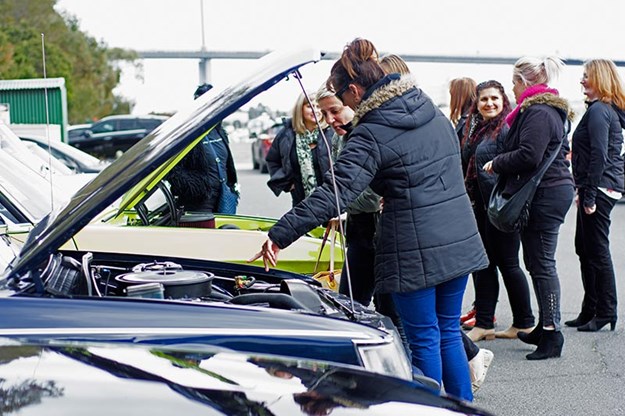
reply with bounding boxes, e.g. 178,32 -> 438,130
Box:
136,50 -> 624,85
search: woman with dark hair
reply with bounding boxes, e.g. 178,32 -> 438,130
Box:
450,78 -> 478,144
266,92 -> 332,207
567,59 -> 625,332
483,56 -> 575,360
252,38 -> 488,401
461,80 -> 535,342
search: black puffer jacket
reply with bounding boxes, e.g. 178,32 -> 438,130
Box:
266,119 -> 332,206
269,74 -> 488,294
168,124 -> 237,212
572,100 -> 625,208
492,93 -> 574,195
461,121 -> 509,208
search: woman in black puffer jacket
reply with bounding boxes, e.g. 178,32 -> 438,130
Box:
484,56 -> 575,361
252,39 -> 488,402
567,59 -> 625,332
461,80 -> 535,343
266,92 -> 332,207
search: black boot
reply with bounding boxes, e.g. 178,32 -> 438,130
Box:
517,324 -> 543,346
564,313 -> 593,328
577,317 -> 616,332
526,330 -> 563,360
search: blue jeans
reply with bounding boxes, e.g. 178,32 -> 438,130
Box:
392,275 -> 472,402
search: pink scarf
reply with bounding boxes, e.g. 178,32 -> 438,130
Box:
506,84 -> 559,126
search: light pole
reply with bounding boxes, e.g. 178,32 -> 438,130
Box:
198,0 -> 211,85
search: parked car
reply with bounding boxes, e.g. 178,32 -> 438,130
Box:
0,339 -> 492,415
68,114 -> 168,160
67,123 -> 92,140
251,120 -> 283,173
0,147 -> 343,274
21,134 -> 108,173
0,123 -> 95,198
0,48 -> 410,382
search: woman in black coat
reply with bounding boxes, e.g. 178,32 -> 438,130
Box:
252,39 -> 488,401
484,57 -> 575,360
266,92 -> 332,207
461,81 -> 535,343
567,59 -> 625,332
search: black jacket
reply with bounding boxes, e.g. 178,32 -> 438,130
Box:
492,93 -> 574,196
461,122 -> 509,208
266,119 -> 332,206
269,74 -> 488,294
168,124 -> 237,212
572,100 -> 625,207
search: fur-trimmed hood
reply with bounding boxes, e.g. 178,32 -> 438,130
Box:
520,92 -> 576,122
353,74 -> 425,126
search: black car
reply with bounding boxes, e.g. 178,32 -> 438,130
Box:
68,114 -> 168,160
0,339 -> 493,415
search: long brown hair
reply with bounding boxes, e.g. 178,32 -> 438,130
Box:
326,38 -> 386,94
584,59 -> 625,110
449,78 -> 477,126
461,80 -> 511,147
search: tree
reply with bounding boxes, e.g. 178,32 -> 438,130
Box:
0,0 -> 136,123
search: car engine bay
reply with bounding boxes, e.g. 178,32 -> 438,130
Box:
11,251 -> 392,332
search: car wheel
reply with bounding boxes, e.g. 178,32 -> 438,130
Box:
260,161 -> 269,174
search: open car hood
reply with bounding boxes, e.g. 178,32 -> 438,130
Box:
4,48 -> 321,282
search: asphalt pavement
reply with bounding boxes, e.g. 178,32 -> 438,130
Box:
231,141 -> 625,416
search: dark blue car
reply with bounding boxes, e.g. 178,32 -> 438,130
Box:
0,49 -> 414,384
0,338 -> 493,415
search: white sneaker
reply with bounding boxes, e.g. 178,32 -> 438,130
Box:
469,348 -> 494,393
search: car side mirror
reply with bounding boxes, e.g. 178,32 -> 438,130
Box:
83,130 -> 93,138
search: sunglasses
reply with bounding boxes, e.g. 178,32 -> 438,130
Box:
335,83 -> 351,102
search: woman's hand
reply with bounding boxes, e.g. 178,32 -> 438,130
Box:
584,205 -> 596,215
482,160 -> 494,174
249,238 -> 281,271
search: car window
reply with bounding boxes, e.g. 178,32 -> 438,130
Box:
118,118 -> 139,130
91,121 -> 116,134
138,118 -> 164,130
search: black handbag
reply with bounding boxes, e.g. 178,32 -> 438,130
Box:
488,138 -> 564,233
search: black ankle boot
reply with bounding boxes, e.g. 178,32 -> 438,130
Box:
577,317 -> 617,332
526,330 -> 564,360
518,325 -> 543,346
564,313 -> 593,328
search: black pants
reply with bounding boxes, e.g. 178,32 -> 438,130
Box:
473,193 -> 535,329
521,184 -> 574,330
575,189 -> 618,320
340,213 -> 404,338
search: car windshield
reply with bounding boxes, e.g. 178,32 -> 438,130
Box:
25,136 -> 103,167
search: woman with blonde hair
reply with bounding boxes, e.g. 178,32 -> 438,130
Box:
566,59 -> 625,331
266,92 -> 332,207
483,56 -> 574,360
449,78 -> 477,143
380,54 -> 411,75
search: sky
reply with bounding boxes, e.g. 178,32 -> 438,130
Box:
54,0 -> 625,117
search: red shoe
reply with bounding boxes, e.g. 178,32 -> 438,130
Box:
462,316 -> 496,330
460,307 -> 476,324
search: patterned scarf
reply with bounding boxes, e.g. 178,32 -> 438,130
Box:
295,128 -> 319,197
506,84 -> 559,127
464,112 -> 506,200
